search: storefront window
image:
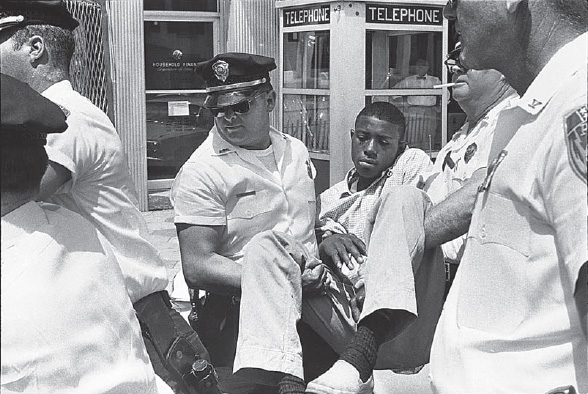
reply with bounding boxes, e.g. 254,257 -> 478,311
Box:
144,21 -> 213,90
144,20 -> 214,180
146,93 -> 213,179
283,94 -> 329,153
283,31 -> 330,89
144,0 -> 217,12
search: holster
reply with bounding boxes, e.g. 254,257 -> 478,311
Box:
134,291 -> 211,394
190,292 -> 240,368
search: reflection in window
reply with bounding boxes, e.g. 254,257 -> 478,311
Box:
146,93 -> 213,179
283,31 -> 330,89
366,31 -> 442,89
283,95 -> 329,153
144,21 -> 214,90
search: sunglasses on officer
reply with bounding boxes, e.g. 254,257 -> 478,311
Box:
447,0 -> 457,9
444,43 -> 466,74
208,90 -> 267,118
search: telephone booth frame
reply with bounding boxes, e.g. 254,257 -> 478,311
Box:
276,0 -> 452,193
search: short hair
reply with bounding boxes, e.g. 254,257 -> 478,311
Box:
10,24 -> 75,74
0,145 -> 48,194
356,101 -> 406,141
548,0 -> 588,29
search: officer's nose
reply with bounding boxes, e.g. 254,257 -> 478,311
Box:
221,107 -> 237,121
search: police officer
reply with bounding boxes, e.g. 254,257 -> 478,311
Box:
0,2 -> 210,392
430,1 -> 588,393
0,73 -> 171,393
171,53 -> 331,393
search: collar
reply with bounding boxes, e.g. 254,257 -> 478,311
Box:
1,201 -> 48,252
210,126 -> 288,156
41,79 -> 74,97
517,32 -> 588,116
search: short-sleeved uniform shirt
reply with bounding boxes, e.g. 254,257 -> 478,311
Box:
1,202 -> 159,394
425,91 -> 518,263
430,33 -> 588,393
42,81 -> 168,303
171,126 -> 318,265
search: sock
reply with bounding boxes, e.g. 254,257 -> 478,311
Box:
340,313 -> 389,383
278,373 -> 306,394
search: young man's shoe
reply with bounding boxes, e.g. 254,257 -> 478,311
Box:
305,360 -> 374,394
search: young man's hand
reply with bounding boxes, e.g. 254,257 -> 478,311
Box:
319,233 -> 367,275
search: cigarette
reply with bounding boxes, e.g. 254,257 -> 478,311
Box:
433,82 -> 459,89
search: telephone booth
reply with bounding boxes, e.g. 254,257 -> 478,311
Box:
276,0 -> 459,193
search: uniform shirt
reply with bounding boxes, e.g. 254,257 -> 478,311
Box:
1,202 -> 159,394
394,75 -> 442,106
424,91 -> 518,263
430,33 -> 588,393
42,81 -> 168,303
171,126 -> 318,265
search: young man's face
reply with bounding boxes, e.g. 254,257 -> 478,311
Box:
213,89 -> 276,150
351,115 -> 402,182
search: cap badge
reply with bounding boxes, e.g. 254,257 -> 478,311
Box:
212,60 -> 229,82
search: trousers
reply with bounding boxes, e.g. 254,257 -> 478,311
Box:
233,186 -> 445,384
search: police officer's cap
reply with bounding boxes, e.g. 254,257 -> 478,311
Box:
0,0 -> 79,32
1,73 -> 68,146
196,52 -> 276,108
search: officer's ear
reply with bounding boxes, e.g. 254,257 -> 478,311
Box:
27,35 -> 46,64
264,89 -> 277,112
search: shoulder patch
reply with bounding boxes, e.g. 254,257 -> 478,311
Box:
564,105 -> 587,184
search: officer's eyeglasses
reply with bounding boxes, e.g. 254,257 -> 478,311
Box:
444,44 -> 465,74
447,0 -> 457,10
208,90 -> 266,118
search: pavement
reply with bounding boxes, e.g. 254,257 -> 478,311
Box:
141,192 -> 434,394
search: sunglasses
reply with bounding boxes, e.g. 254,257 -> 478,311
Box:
444,43 -> 465,74
447,0 -> 457,9
208,90 -> 266,118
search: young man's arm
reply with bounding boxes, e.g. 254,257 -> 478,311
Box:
423,168 -> 485,249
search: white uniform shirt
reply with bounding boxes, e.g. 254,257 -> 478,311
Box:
430,33 -> 588,394
171,126 -> 318,265
425,91 -> 518,262
1,202 -> 160,394
42,81 -> 168,303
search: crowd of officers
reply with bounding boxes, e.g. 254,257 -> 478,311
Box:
0,1 -> 586,394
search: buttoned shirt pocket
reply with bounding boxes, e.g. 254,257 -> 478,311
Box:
457,192 -> 531,335
226,190 -> 274,235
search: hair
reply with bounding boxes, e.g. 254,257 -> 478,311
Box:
10,24 -> 75,79
0,145 -> 48,194
547,0 -> 588,29
356,101 -> 406,142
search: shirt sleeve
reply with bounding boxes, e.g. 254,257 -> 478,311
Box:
543,106 -> 587,290
398,148 -> 433,186
170,162 -> 227,226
